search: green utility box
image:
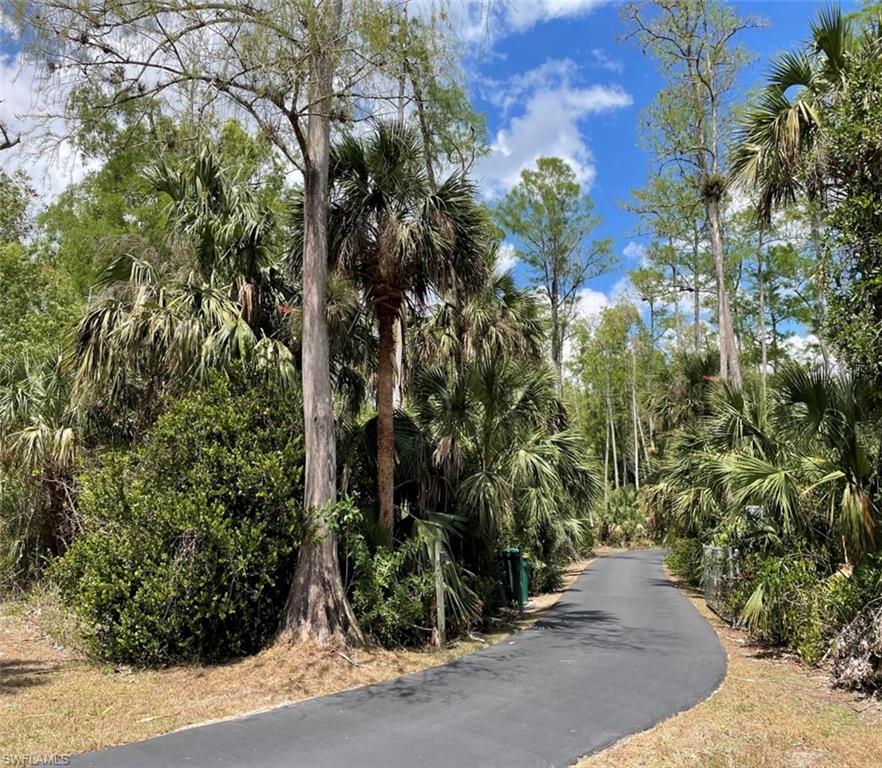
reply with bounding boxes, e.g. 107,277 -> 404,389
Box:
500,547 -> 529,615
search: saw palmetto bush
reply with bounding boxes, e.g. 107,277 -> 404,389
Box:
412,352 -> 597,592
0,354 -> 81,591
649,358 -> 882,661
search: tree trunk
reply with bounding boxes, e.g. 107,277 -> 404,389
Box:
810,211 -> 831,370
757,233 -> 768,388
692,226 -> 702,355
281,0 -> 360,645
391,0 -> 409,407
392,312 -> 405,408
432,538 -> 446,647
377,302 -> 398,540
409,66 -> 437,189
606,377 -> 619,489
705,192 -> 741,387
630,340 -> 640,492
603,418 -> 610,513
551,278 -> 562,395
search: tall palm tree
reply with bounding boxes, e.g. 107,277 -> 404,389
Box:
731,7 -> 854,221
296,122 -> 489,538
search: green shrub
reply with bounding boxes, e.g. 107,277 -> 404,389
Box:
666,538 -> 704,586
528,557 -> 564,594
736,555 -> 824,660
51,377 -> 304,666
347,533 -> 435,646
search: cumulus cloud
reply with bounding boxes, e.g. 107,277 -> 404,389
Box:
476,59 -> 632,197
573,286 -> 611,324
506,0 -> 609,32
622,241 -> 647,264
783,333 -> 823,365
443,0 -> 609,44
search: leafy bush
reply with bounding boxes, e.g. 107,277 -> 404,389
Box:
730,553 -> 882,665
528,557 -> 564,594
51,377 -> 304,665
735,555 -> 825,661
347,533 -> 435,646
666,538 -> 704,586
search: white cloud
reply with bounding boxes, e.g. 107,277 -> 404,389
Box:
496,241 -> 518,273
574,286 -> 611,324
476,61 -> 632,196
484,59 -> 580,114
442,0 -> 609,44
0,55 -> 96,201
783,333 -> 822,365
505,0 -> 609,32
591,48 -> 624,73
610,276 -> 636,303
623,241 -> 647,264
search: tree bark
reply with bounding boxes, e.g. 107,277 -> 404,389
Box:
392,313 -> 405,408
377,301 -> 398,540
810,211 -> 831,370
603,418 -> 610,513
705,192 -> 741,387
692,227 -> 702,355
757,231 -> 768,387
551,277 -> 563,395
432,538 -> 446,647
606,376 -> 619,489
630,340 -> 640,492
281,0 -> 360,645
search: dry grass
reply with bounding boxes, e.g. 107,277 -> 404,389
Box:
579,575 -> 882,768
0,558 -> 590,759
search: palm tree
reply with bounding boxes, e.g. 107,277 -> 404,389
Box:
412,245 -> 545,371
74,146 -> 297,418
298,122 -> 489,539
731,7 -> 854,221
0,353 -> 79,564
412,354 -> 597,560
148,146 -> 286,332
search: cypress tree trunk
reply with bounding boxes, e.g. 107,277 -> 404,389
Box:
705,186 -> 742,387
630,340 -> 640,492
551,277 -> 563,394
282,0 -> 360,644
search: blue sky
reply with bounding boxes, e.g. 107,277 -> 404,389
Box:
461,0 -> 850,319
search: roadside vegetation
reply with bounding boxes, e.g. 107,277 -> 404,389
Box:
1,0 -> 882,762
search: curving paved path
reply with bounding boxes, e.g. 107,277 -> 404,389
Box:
74,549 -> 726,768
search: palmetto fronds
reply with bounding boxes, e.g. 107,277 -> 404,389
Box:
647,360 -> 879,563
413,353 -> 597,554
413,248 -> 545,370
0,354 -> 77,471
731,6 -> 855,221
73,258 -> 295,412
72,145 -> 298,415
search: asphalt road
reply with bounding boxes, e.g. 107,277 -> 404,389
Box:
73,549 -> 726,768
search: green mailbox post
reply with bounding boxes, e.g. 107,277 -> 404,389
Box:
501,547 -> 529,615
